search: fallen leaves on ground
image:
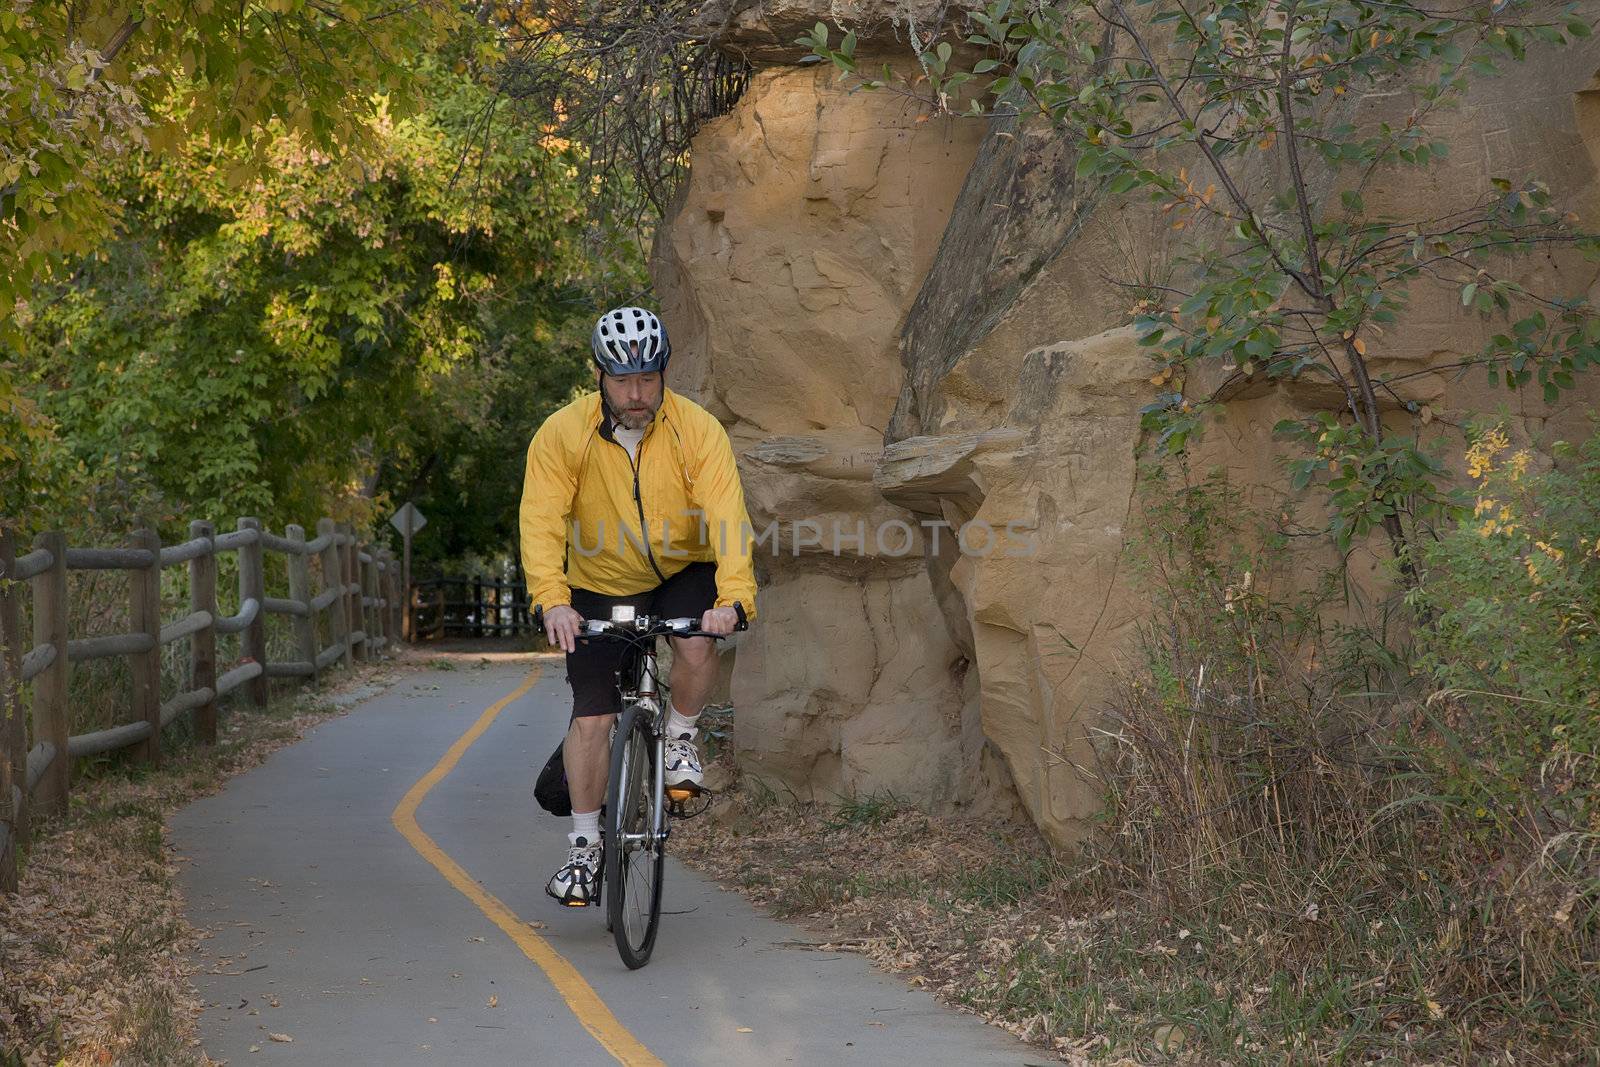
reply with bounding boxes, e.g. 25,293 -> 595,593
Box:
672,756 -> 1106,1065
0,658 -> 403,1064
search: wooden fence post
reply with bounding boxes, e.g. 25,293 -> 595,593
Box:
388,552 -> 403,647
400,539 -> 412,643
350,526 -> 360,661
32,531 -> 68,815
375,550 -> 391,649
189,521 -> 218,744
366,550 -> 379,652
382,555 -> 394,648
370,551 -> 381,653
285,525 -> 319,683
338,525 -> 353,662
379,550 -> 393,649
353,524 -> 371,659
317,518 -> 351,669
379,552 -> 394,652
238,518 -> 268,707
340,524 -> 355,662
348,532 -> 360,658
1,530 -> 22,890
364,553 -> 381,654
130,529 -> 163,765
407,576 -> 419,644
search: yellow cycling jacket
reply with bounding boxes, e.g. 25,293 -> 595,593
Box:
518,388 -> 758,619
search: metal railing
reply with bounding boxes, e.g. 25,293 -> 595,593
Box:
410,576 -> 536,640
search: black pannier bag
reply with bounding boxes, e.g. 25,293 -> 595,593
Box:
534,741 -> 571,817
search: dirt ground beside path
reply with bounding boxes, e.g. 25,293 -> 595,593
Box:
668,748 -> 1122,1066
0,654 -> 424,1066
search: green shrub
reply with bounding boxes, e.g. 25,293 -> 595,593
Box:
1415,424 -> 1600,842
1075,463 -> 1600,1060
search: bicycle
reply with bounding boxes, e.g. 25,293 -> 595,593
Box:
533,602 -> 747,968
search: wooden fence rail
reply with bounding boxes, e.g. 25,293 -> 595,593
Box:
0,517 -> 406,893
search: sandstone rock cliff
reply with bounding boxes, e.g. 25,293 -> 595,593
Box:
654,3 -> 1600,845
652,60 -> 1003,808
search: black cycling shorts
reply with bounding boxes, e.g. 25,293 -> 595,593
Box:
564,561 -> 718,718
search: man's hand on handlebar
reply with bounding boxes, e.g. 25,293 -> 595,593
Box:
698,606 -> 740,636
543,604 -> 584,653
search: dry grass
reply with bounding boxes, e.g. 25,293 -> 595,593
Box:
0,657 -> 405,1066
676,730 -> 1599,1065
674,467 -> 1598,1064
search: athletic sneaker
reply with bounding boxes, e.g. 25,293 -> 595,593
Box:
664,735 -> 704,793
546,836 -> 602,906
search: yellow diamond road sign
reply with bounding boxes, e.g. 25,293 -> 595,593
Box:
389,502 -> 426,536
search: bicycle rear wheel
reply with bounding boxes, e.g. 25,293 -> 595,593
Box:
605,702 -> 664,968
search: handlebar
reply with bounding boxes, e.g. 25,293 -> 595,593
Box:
532,601 -> 748,642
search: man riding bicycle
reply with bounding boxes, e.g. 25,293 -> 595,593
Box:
518,305 -> 757,906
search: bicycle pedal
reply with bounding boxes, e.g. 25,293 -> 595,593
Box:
667,791 -> 714,819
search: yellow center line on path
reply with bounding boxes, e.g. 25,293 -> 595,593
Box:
391,665 -> 663,1067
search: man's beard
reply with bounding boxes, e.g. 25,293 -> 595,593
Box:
615,405 -> 656,431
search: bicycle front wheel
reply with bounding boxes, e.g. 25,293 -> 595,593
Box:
605,702 -> 664,968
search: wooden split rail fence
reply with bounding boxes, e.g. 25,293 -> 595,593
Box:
0,518 -> 405,893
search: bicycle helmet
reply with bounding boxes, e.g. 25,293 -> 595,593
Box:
591,306 -> 671,376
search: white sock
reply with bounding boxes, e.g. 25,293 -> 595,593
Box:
666,705 -> 699,741
569,809 -> 600,847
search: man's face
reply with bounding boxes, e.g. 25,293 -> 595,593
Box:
601,371 -> 663,431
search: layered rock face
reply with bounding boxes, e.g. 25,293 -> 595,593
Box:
881,40 -> 1600,844
652,59 -> 997,808
655,7 -> 1600,844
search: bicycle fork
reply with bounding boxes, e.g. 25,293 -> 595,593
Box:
637,648 -> 669,851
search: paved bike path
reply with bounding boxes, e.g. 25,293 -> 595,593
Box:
171,655 -> 1035,1065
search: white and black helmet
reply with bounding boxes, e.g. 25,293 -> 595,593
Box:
591,306 -> 671,376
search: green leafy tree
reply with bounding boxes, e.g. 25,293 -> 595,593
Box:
1,0 -> 458,324
0,0 -> 462,505
14,40 -> 597,549
808,0 -> 1600,579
